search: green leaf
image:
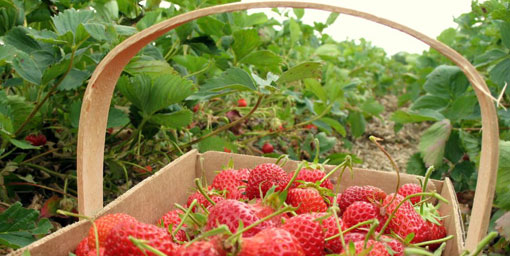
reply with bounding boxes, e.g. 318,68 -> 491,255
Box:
314,44 -> 340,58
150,109 -> 193,129
0,202 -> 53,249
135,10 -> 162,30
497,141 -> 510,197
444,131 -> 464,164
9,139 -> 40,149
124,56 -> 177,77
52,9 -> 94,35
490,57 -> 510,87
0,95 -> 40,133
442,94 -> 477,122
293,8 -> 304,19
277,62 -> 322,85
391,109 -> 444,124
418,119 -> 452,167
347,111 -> 366,138
499,21 -> 510,50
93,0 -> 119,21
304,79 -> 327,103
197,135 -> 230,153
232,29 -> 261,61
316,132 -> 337,154
474,49 -> 507,66
83,23 -> 110,42
57,69 -> 90,91
319,117 -> 346,137
189,68 -> 256,100
289,18 -> 301,45
459,130 -> 480,163
239,50 -> 283,72
196,16 -> 225,37
327,153 -> 362,165
424,65 -> 469,99
114,25 -> 137,36
12,51 -> 42,85
326,12 -> 340,25
360,99 -> 384,117
107,107 -> 129,128
173,55 -> 209,74
411,95 -> 448,110
4,27 -> 41,53
406,153 -> 426,175
0,44 -> 16,64
117,74 -> 194,116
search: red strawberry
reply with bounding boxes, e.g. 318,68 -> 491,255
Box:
187,189 -> 225,212
206,200 -> 272,237
87,248 -> 105,256
261,143 -> 274,154
338,185 -> 386,212
212,169 -> 249,200
104,221 -> 177,256
87,213 -> 137,249
288,168 -> 334,190
342,201 -> 384,231
286,187 -> 327,214
380,235 -> 404,256
75,237 -> 90,256
398,183 -> 423,205
157,210 -> 187,242
305,124 -> 317,130
174,241 -> 224,256
238,98 -> 248,107
427,221 -> 447,250
25,134 -> 47,146
223,147 -> 231,153
239,228 -> 305,256
314,213 -> 347,253
382,193 -> 430,244
192,104 -> 200,113
281,214 -> 325,256
341,240 -> 390,256
250,199 -> 287,226
246,163 -> 289,199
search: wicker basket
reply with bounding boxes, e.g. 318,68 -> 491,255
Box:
11,1 -> 499,255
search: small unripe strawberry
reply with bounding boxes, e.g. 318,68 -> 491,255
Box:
261,143 -> 274,154
25,134 -> 47,146
238,98 -> 248,107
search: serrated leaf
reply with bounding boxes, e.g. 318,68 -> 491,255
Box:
490,57 -> 510,87
418,119 -> 452,167
114,25 -> 137,36
277,62 -> 322,85
406,153 -> 426,175
293,8 -> 304,19
197,135 -> 230,153
52,9 -> 94,35
188,68 -> 256,100
316,132 -> 337,154
424,65 -> 469,99
347,111 -> 365,138
314,44 -> 340,57
83,23 -> 110,42
391,109 -> 444,124
9,139 -> 40,149
12,51 -> 42,85
497,141 -> 510,199
319,117 -> 346,137
196,16 -> 225,37
289,18 -> 301,45
499,21 -> 510,50
173,55 -> 209,74
474,49 -> 507,66
4,27 -> 41,53
124,56 -> 177,77
459,130 -> 480,163
57,69 -> 90,91
411,95 -> 449,111
232,29 -> 260,61
107,107 -> 129,128
361,99 -> 384,117
150,109 -> 193,129
442,94 -> 477,122
326,12 -> 339,25
239,50 -> 283,72
304,79 -> 327,103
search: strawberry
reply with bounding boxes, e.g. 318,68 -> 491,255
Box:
25,134 -> 47,146
206,199 -> 272,237
250,199 -> 287,226
338,185 -> 386,212
314,213 -> 347,253
380,235 -> 404,256
104,221 -> 177,256
157,209 -> 187,242
187,189 -> 225,212
341,240 -> 390,256
239,228 -> 305,256
238,98 -> 248,107
397,183 -> 423,205
261,143 -> 274,154
288,168 -> 334,191
75,237 -> 90,256
87,213 -> 137,249
286,187 -> 327,214
246,163 -> 289,199
223,147 -> 231,153
192,104 -> 200,113
342,201 -> 384,231
305,124 -> 317,130
212,169 -> 249,200
174,241 -> 224,256
426,220 -> 447,250
382,193 -> 430,244
281,214 -> 325,256
87,248 -> 105,256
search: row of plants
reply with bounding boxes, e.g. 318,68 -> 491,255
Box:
0,0 -> 509,253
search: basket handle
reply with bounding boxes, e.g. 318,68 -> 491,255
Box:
77,1 -> 499,250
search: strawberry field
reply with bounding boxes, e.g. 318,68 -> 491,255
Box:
1,0 -> 510,255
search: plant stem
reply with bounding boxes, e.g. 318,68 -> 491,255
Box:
370,136 -> 400,205
7,182 -> 77,198
21,148 -> 59,164
22,162 -> 76,180
129,237 -> 167,256
57,210 -> 100,256
194,178 -> 216,206
467,231 -> 498,256
413,235 -> 454,246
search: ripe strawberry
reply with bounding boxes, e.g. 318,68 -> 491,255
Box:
380,235 -> 404,256
305,124 -> 317,130
223,147 -> 231,153
187,189 -> 224,212
174,241 -> 224,256
314,213 -> 346,253
206,200 -> 272,237
192,104 -> 200,113
87,213 -> 137,249
75,237 -> 90,256
288,168 -> 334,190
427,220 -> 447,250
250,199 -> 287,226
246,163 -> 289,199
397,183 -> 422,205
239,228 -> 305,256
238,98 -> 248,107
25,134 -> 47,146
261,143 -> 274,154
341,240 -> 390,256
212,169 -> 249,200
342,201 -> 384,231
87,247 -> 105,256
157,209 -> 187,242
382,193 -> 429,244
104,221 -> 177,256
282,214 -> 325,256
338,185 -> 386,212
286,187 -> 327,214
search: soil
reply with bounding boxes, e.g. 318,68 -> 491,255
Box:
349,95 -> 428,173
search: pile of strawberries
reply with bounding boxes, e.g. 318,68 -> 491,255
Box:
73,161 -> 448,256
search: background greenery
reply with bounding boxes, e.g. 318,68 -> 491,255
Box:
0,0 -> 509,253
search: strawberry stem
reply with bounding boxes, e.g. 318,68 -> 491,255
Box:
128,236 -> 167,256
332,155 -> 353,193
194,178 -> 216,206
377,192 -> 448,239
404,247 -> 435,256
57,210 -> 100,256
186,225 -> 231,246
413,235 -> 454,247
320,155 -> 352,185
330,206 -> 348,253
313,138 -> 320,164
421,165 -> 435,192
275,154 -> 289,166
324,219 -> 378,241
172,199 -> 197,239
466,231 -> 498,256
363,219 -> 379,248
370,136 -> 400,207
282,161 -> 306,192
